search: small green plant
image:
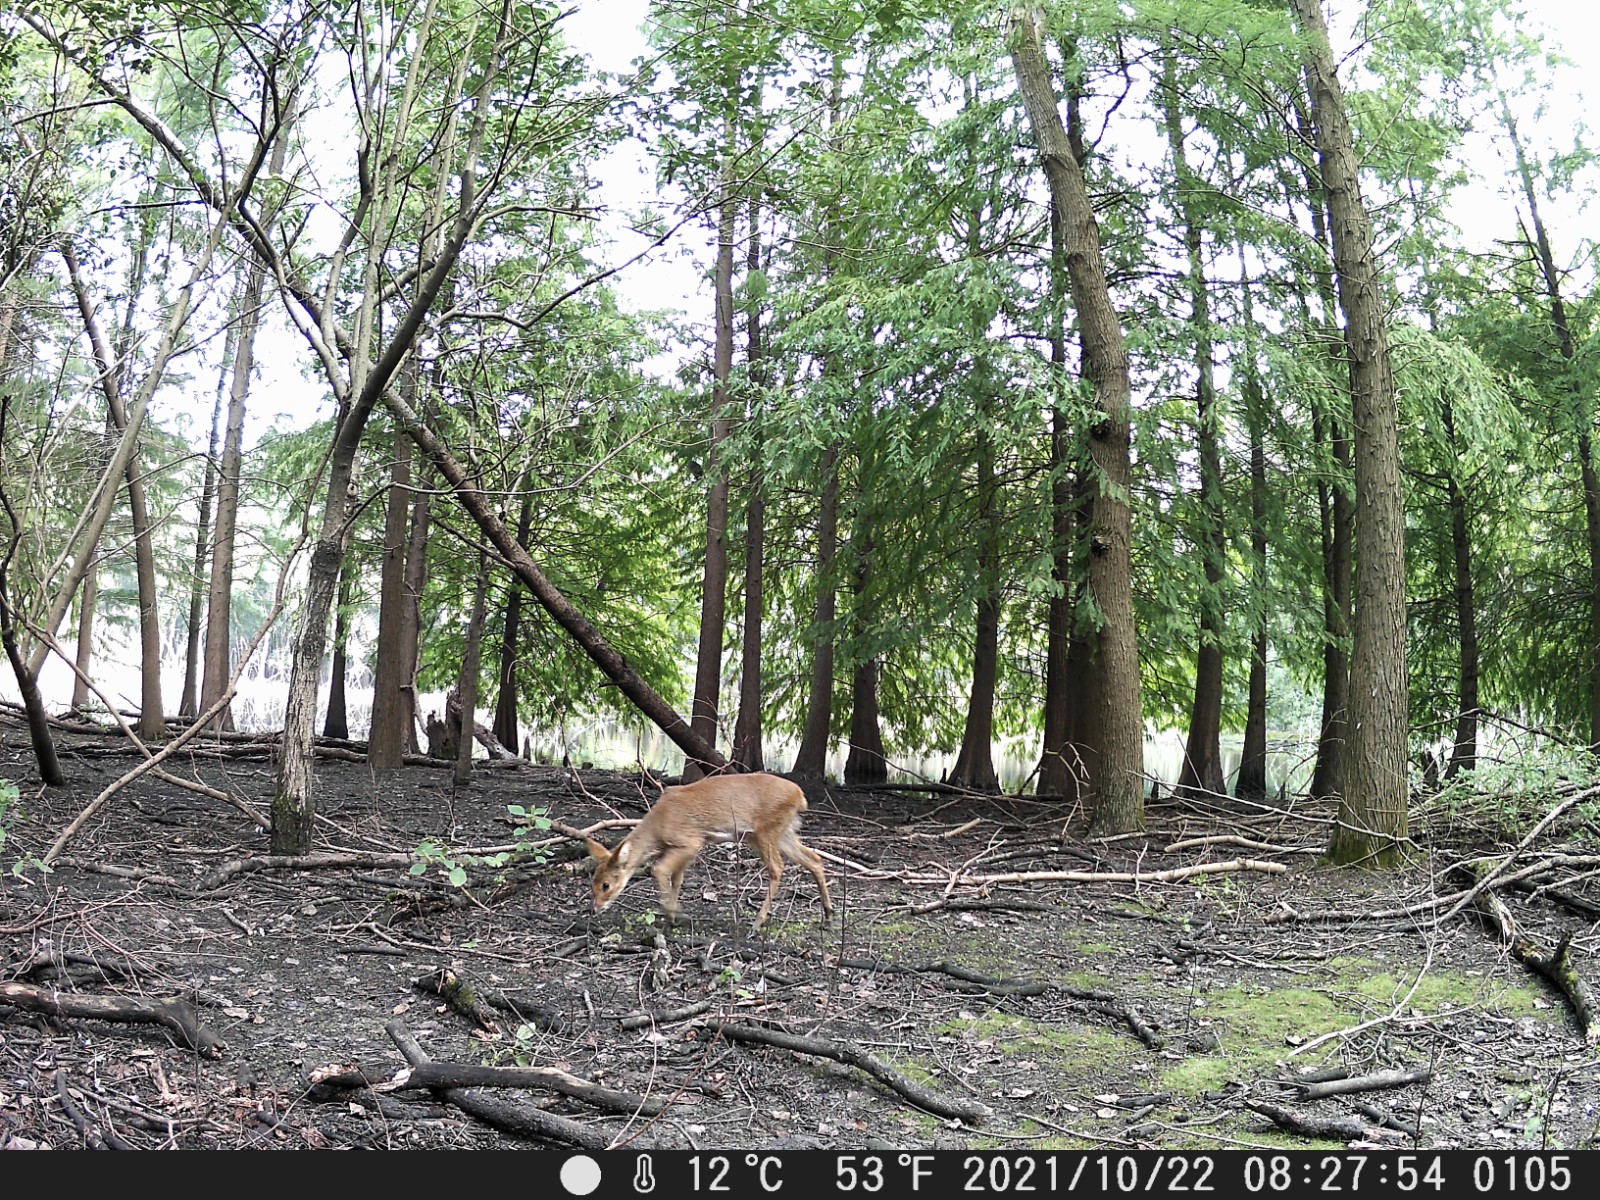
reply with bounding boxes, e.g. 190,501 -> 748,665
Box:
410,838 -> 470,887
409,804 -> 554,889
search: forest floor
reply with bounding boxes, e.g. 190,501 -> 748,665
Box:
1,718 -> 1598,1152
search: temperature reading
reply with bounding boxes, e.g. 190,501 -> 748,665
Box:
690,1156 -> 732,1192
688,1154 -> 783,1192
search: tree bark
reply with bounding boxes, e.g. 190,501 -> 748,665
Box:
491,483 -> 534,753
1294,100 -> 1352,807
843,516 -> 886,785
1008,9 -> 1144,833
323,562 -> 351,741
367,422 -> 415,770
1038,200 -> 1082,797
1292,0 -> 1410,867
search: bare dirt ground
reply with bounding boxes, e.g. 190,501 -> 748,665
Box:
2,720 -> 1598,1151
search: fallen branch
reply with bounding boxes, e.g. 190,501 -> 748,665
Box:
0,980 -> 224,1058
199,851 -> 421,891
1245,1098 -> 1404,1145
384,1018 -> 627,1149
399,1062 -> 668,1117
1291,1067 -> 1431,1101
1453,867 -> 1600,1044
1164,834 -> 1314,856
868,858 -> 1289,888
710,1020 -> 991,1124
618,999 -> 714,1030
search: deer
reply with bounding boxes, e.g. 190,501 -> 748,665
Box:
584,772 -> 833,929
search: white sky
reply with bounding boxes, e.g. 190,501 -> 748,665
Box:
239,0 -> 1595,440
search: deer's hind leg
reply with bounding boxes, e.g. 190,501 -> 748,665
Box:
779,824 -> 833,919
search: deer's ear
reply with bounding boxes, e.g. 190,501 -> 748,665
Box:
614,840 -> 637,867
585,837 -> 611,863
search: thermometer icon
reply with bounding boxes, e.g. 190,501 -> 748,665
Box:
634,1155 -> 657,1194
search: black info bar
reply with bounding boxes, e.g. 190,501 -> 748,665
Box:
548,1150 -> 1581,1199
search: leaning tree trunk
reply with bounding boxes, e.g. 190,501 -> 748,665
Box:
62,244 -> 165,740
1009,9 -> 1144,834
1292,0 -> 1409,867
385,395 -> 723,769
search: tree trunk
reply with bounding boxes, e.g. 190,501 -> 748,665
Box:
732,482 -> 766,773
843,513 -> 886,785
732,198 -> 766,774
61,244 -> 164,740
398,457 -> 432,755
1236,263 -> 1271,801
1292,0 -> 1410,867
686,149 -> 739,780
1008,10 -> 1144,834
455,552 -> 489,787
323,562 -> 351,741
1161,48 -> 1225,799
276,12 -> 505,852
792,445 -> 839,778
71,567 -> 98,713
948,426 -> 1000,792
182,338 -> 229,718
199,249 -> 266,735
492,484 -> 534,753
0,579 -> 63,786
1295,101 -> 1352,807
1443,401 -> 1478,777
367,423 -> 415,770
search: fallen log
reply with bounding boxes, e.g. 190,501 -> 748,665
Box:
0,980 -> 224,1058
